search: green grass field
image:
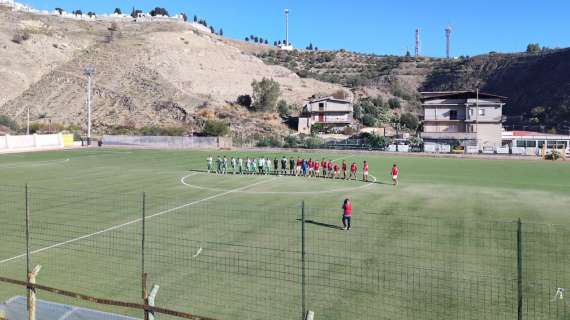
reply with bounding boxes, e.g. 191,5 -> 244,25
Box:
1,148 -> 569,320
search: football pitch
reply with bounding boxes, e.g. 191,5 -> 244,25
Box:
1,148 -> 569,319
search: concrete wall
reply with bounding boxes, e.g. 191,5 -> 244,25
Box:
306,100 -> 352,112
310,113 -> 352,124
475,123 -> 502,147
424,106 -> 466,121
424,122 -> 466,133
0,134 -> 64,152
102,135 -> 232,149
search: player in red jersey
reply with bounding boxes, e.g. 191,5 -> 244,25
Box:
327,160 -> 333,178
341,160 -> 347,180
314,160 -> 320,178
341,198 -> 352,231
333,162 -> 340,179
349,162 -> 357,180
391,163 -> 399,186
321,158 -> 327,178
296,158 -> 302,176
308,158 -> 314,177
362,161 -> 369,182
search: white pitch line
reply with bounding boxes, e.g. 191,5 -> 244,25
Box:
180,173 -> 377,194
0,177 -> 275,265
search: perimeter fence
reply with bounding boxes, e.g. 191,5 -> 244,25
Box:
0,185 -> 569,319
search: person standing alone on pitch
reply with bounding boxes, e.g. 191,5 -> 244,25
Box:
362,161 -> 369,182
207,155 -> 213,173
391,163 -> 399,186
342,199 -> 352,231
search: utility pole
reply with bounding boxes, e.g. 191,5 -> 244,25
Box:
26,105 -> 30,135
284,9 -> 289,46
83,65 -> 95,145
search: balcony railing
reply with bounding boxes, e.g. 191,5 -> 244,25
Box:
420,132 -> 477,140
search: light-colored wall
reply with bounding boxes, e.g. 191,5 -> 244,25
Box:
424,122 -> 466,133
311,113 -> 352,123
423,106 -> 466,121
298,117 -> 310,134
475,123 -> 502,147
306,100 -> 352,112
466,105 -> 502,122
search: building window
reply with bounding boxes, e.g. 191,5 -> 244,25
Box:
449,110 -> 458,120
319,103 -> 324,111
479,109 -> 485,116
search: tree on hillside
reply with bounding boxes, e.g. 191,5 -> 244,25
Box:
114,8 -> 122,15
150,7 -> 169,16
193,15 -> 198,22
87,12 -> 96,18
237,94 -> 252,107
181,13 -> 188,21
388,97 -> 401,109
264,39 -> 268,45
209,26 -> 215,33
399,112 -> 419,131
55,7 -> 63,14
306,42 -> 314,50
277,100 -> 290,117
526,43 -> 540,53
245,37 -> 250,41
73,10 -> 82,16
219,28 -> 223,36
273,41 -> 278,46
203,120 -> 230,136
251,78 -> 281,112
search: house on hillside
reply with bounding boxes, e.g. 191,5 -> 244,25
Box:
298,97 -> 353,134
420,91 -> 507,148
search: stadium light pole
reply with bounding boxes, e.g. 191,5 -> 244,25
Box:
26,105 -> 30,135
83,65 -> 95,145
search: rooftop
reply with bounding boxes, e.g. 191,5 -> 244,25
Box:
421,91 -> 508,102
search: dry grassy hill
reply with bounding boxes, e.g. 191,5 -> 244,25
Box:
0,6 -> 344,136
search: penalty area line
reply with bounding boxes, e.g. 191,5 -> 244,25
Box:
0,177 -> 275,265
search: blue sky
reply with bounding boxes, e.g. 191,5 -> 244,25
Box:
22,0 -> 569,57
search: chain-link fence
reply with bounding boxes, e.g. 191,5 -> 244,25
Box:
0,186 -> 569,319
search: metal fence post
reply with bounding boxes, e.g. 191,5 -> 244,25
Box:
25,184 -> 30,276
301,201 -> 306,320
141,192 -> 149,320
517,218 -> 523,320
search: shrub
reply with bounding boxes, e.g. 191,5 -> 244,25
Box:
364,133 -> 391,149
140,126 -> 187,136
277,100 -> 290,117
12,31 -> 30,44
388,97 -> 401,109
283,135 -> 300,148
361,114 -> 378,127
0,115 -> 18,131
310,123 -> 325,135
149,7 -> 169,16
304,136 -> 323,149
237,95 -> 252,107
256,135 -> 283,147
203,120 -> 229,136
400,113 -> 419,131
251,78 -> 280,112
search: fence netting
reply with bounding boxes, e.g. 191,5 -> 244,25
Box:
0,186 -> 568,319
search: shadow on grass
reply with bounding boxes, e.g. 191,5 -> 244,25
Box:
297,218 -> 344,230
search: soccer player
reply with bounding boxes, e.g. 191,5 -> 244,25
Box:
314,160 -> 320,178
296,157 -> 302,176
281,156 -> 288,175
363,161 -> 369,182
216,156 -> 223,174
341,198 -> 352,231
308,158 -> 314,177
231,157 -> 237,175
207,155 -> 213,173
258,157 -> 264,175
341,160 -> 347,180
321,158 -> 327,178
333,162 -> 340,179
246,158 -> 251,175
301,159 -> 308,177
289,157 -> 295,176
265,157 -> 271,175
273,158 -> 279,175
391,163 -> 399,186
222,156 -> 228,174
349,162 -> 357,180
327,160 -> 333,178
238,157 -> 243,174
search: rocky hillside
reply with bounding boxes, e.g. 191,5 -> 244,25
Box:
0,5 -> 343,136
261,48 -> 570,132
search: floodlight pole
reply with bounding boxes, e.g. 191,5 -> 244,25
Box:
84,66 -> 95,145
26,106 -> 30,135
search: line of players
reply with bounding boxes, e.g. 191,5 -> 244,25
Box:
207,155 -> 371,182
